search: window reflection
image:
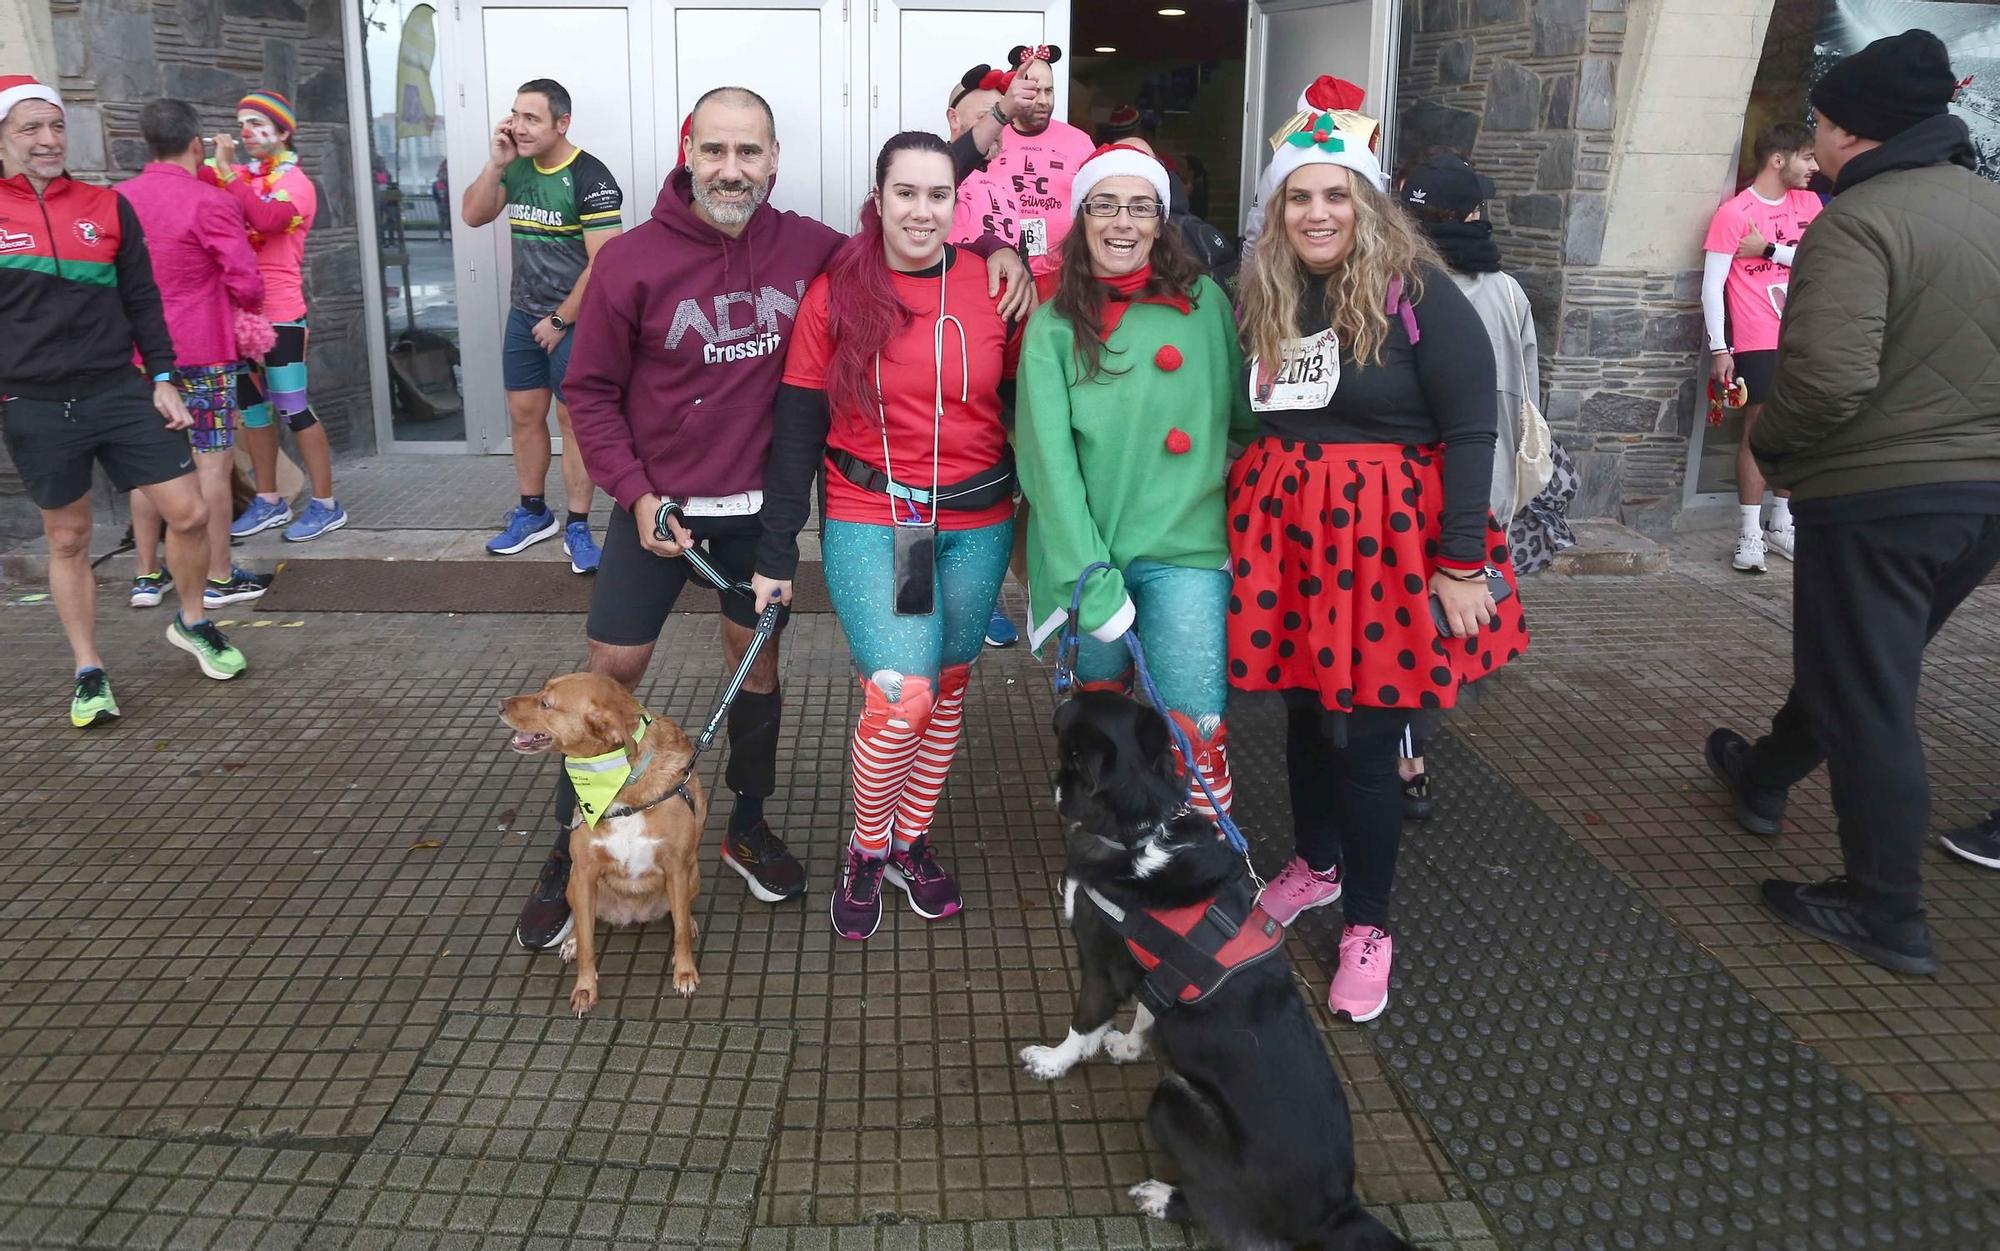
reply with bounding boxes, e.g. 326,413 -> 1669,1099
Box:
363,0 -> 464,443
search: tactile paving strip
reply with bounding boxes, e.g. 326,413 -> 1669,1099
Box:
1223,691 -> 2000,1250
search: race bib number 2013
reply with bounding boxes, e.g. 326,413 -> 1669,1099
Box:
1250,331 -> 1339,411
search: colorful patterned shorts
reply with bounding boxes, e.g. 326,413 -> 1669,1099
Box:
178,363 -> 240,452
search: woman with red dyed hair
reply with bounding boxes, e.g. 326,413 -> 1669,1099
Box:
758,132 -> 1021,942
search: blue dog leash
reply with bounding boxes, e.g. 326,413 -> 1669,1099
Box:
1052,561 -> 1250,855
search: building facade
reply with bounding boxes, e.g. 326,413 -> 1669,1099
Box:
4,0 -> 1992,544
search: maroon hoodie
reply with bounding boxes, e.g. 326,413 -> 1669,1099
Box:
565,166 -> 844,509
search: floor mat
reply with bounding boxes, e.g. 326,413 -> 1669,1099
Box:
253,559 -> 832,614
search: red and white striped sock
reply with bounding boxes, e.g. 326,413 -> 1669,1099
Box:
894,664 -> 970,851
1169,711 -> 1233,819
850,673 -> 933,857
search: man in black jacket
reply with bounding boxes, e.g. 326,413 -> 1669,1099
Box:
0,77 -> 248,728
1702,32 -> 2000,974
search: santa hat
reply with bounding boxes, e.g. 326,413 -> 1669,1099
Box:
0,76 -> 63,122
1070,143 -> 1171,214
1243,78 -> 1386,250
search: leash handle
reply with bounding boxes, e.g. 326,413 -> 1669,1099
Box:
656,499 -> 759,599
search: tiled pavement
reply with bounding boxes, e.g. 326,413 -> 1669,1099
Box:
0,457 -> 1997,1249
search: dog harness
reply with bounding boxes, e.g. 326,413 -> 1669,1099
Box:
1083,871 -> 1286,1010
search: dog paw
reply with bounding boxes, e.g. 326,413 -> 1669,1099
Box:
673,963 -> 700,998
559,936 -> 578,964
569,983 -> 597,1017
1103,1029 -> 1148,1063
1018,1043 -> 1074,1081
1129,1180 -> 1176,1221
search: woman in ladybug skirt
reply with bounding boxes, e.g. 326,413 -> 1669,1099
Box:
1232,96 -> 1529,1022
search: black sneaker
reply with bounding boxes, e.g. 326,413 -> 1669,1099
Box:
1704,728 -> 1786,836
1760,876 -> 1937,975
1941,811 -> 2000,870
722,820 -> 807,903
1402,772 -> 1433,822
514,849 -> 574,950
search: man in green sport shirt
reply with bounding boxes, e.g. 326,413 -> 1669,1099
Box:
462,77 -> 624,571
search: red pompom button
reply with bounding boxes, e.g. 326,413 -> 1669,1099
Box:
1154,345 -> 1183,372
1165,428 -> 1192,455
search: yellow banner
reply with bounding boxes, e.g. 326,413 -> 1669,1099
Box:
395,4 -> 439,140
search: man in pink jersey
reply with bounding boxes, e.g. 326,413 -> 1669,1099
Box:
203,89 -> 347,545
977,44 -> 1094,277
1703,120 -> 1821,573
946,68 -> 1024,252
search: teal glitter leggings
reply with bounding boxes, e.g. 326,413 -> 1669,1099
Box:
821,518 -> 1016,680
1073,559 -> 1229,733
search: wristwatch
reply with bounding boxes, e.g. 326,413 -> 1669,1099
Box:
1762,242 -> 1777,260
547,313 -> 568,332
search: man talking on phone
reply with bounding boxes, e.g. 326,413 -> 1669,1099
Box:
462,78 -> 623,572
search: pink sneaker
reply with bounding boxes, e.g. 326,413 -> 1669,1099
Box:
1258,856 -> 1343,925
1328,926 -> 1392,1023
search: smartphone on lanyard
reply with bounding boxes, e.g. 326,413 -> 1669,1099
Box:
893,510 -> 937,616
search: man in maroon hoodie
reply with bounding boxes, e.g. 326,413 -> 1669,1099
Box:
516,86 -> 1031,949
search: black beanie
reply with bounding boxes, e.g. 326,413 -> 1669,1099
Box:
1809,28 -> 1957,142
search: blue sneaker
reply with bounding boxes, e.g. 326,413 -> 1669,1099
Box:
564,520 -> 601,574
487,505 -> 560,555
231,496 -> 293,539
284,499 -> 347,542
984,610 -> 1019,648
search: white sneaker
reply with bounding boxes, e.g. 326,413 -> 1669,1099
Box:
1732,533 -> 1768,573
1765,525 -> 1796,562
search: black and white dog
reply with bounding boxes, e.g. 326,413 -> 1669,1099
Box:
1023,690 -> 1419,1251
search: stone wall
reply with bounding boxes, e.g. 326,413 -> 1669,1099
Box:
0,0 -> 372,543
1395,0 -> 1774,533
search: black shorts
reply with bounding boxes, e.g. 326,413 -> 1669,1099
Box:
0,374 -> 193,510
1735,350 -> 1778,406
586,509 -> 790,643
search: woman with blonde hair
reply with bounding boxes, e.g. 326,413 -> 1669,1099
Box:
1231,88 -> 1529,1022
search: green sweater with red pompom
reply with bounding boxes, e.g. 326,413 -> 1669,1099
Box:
1015,276 -> 1256,649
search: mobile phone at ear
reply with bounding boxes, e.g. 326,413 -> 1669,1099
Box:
1430,567 -> 1513,636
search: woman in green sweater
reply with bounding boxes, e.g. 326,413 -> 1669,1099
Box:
1016,142 -> 1255,815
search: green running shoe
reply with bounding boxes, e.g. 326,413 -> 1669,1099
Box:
166,616 -> 247,680
70,668 -> 120,728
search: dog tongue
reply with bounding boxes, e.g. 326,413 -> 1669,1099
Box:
511,731 -> 548,749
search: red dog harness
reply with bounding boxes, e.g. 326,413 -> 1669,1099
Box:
1083,875 -> 1286,1009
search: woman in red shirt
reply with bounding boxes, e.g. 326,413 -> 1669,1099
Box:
758,132 -> 1020,942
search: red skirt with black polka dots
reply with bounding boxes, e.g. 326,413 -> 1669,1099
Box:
1225,438 -> 1529,714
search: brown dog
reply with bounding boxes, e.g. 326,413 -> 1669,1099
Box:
500,673 -> 706,1012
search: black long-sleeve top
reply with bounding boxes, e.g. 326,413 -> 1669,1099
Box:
1254,266 -> 1499,566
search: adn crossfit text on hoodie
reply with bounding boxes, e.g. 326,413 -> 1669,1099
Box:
564,166 -> 844,510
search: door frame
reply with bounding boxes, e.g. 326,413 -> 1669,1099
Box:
1238,0 -> 1403,236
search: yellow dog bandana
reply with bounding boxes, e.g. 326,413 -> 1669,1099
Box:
565,715 -> 652,829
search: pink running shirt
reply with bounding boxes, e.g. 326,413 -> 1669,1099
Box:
984,119 -> 1095,276
1702,186 -> 1821,353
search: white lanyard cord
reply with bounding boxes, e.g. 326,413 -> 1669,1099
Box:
877,258 -> 965,526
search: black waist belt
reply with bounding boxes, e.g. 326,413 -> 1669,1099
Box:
828,445 -> 1016,511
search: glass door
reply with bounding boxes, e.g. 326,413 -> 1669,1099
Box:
359,0 -> 468,446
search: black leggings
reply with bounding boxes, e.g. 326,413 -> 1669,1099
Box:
1284,694 -> 1409,930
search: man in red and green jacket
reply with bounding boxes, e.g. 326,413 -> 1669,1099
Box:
0,76 -> 249,728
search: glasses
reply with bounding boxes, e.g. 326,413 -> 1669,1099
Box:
1081,199 -> 1163,218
